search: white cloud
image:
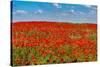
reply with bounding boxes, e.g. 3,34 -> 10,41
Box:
15,10 -> 28,14
88,10 -> 97,16
70,9 -> 75,13
84,5 -> 97,10
69,9 -> 86,16
69,9 -> 76,15
34,9 -> 43,14
61,9 -> 76,16
53,3 -> 61,8
38,9 -> 43,13
85,5 -> 92,8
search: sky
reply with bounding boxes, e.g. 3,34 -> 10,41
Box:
12,1 -> 97,23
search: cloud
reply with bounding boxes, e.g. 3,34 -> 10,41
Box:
68,9 -> 86,16
61,9 -> 76,16
34,9 -> 43,14
84,5 -> 97,10
53,3 -> 61,8
70,9 -> 75,13
69,9 -> 76,15
88,10 -> 97,16
85,5 -> 92,8
15,10 -> 28,14
38,9 -> 43,13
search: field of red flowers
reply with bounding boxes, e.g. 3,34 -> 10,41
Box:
12,21 -> 97,66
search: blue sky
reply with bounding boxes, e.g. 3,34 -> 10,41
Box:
12,1 -> 97,23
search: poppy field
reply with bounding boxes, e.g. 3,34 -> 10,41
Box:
12,21 -> 97,66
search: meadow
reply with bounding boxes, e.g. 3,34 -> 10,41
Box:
12,21 -> 97,66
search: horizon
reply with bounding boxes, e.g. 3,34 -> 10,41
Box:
12,20 -> 97,24
12,1 -> 97,24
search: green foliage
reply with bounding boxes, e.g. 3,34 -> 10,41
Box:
88,33 -> 97,40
